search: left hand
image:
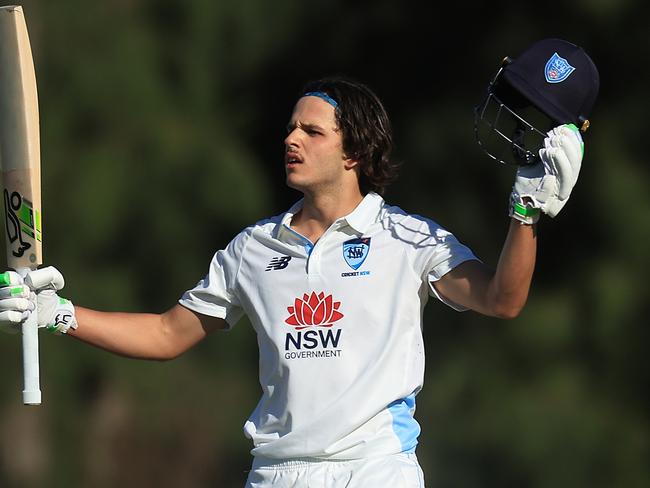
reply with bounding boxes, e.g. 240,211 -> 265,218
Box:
510,124 -> 584,224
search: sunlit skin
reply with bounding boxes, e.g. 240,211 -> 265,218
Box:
284,96 -> 364,244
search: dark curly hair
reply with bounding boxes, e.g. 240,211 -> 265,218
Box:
300,77 -> 400,195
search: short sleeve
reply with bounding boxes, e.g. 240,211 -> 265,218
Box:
423,225 -> 479,312
178,229 -> 250,328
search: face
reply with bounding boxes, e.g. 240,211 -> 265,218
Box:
284,96 -> 357,194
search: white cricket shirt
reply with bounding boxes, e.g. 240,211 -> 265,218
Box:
179,192 -> 477,459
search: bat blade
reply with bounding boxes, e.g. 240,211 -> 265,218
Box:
0,5 -> 42,405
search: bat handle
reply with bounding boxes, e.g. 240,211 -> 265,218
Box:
18,267 -> 41,405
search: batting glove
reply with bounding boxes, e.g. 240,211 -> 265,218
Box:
0,267 -> 77,335
510,124 -> 584,224
0,271 -> 34,334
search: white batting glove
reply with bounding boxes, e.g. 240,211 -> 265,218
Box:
510,124 -> 584,224
26,266 -> 78,335
0,267 -> 77,335
0,271 -> 34,334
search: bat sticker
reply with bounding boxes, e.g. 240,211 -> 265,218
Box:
3,189 -> 40,260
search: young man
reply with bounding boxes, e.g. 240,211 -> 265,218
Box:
0,75 -> 584,486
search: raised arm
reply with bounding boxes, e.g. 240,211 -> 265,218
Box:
433,220 -> 536,319
433,124 -> 583,319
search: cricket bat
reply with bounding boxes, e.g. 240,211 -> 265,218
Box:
0,5 -> 42,405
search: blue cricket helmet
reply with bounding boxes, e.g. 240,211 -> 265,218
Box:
475,38 -> 600,165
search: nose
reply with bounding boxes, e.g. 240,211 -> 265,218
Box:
284,127 -> 299,149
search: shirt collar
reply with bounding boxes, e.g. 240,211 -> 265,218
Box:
343,192 -> 384,234
277,192 -> 384,238
278,199 -> 304,232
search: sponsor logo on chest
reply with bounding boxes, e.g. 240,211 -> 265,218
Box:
283,291 -> 345,360
265,255 -> 292,271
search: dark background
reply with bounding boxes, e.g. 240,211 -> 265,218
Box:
1,1 -> 648,487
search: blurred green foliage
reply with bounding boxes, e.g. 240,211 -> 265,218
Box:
0,0 -> 648,487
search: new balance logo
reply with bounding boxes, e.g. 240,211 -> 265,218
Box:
266,256 -> 292,271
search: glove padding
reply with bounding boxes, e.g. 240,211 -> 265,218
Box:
0,266 -> 77,335
510,124 -> 584,224
0,271 -> 34,333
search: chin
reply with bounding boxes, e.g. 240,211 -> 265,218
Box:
285,174 -> 307,192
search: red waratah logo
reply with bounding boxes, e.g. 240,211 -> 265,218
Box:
285,292 -> 344,330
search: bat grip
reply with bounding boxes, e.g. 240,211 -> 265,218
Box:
18,267 -> 41,405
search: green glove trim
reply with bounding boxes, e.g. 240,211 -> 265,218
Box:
510,199 -> 540,225
513,202 -> 540,217
10,286 -> 25,297
0,272 -> 10,286
45,324 -> 60,334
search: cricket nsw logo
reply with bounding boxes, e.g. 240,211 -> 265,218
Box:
343,237 -> 371,270
544,52 -> 575,83
285,292 -> 344,330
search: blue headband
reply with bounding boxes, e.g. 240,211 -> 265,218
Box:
304,91 -> 338,108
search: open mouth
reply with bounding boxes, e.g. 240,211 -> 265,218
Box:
285,151 -> 303,167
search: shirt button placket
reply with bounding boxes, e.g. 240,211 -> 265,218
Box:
306,244 -> 320,277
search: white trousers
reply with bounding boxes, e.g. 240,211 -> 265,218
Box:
245,453 -> 425,488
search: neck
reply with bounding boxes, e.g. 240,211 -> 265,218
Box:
292,186 -> 365,243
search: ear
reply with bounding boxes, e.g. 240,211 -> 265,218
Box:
343,155 -> 359,170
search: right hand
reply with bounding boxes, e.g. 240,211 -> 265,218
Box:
0,266 -> 77,335
0,271 -> 33,333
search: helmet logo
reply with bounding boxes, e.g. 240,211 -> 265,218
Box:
544,52 -> 575,84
